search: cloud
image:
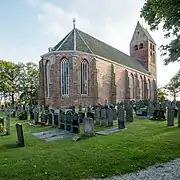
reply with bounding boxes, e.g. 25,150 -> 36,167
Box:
31,0 -> 180,86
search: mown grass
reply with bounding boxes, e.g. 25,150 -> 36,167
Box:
0,112 -> 180,180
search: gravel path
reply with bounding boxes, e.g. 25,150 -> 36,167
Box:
87,158 -> 180,180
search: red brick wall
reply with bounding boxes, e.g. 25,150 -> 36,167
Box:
39,51 -> 157,108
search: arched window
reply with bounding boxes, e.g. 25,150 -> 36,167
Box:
61,58 -> 69,95
152,53 -> 155,63
147,79 -> 151,99
139,76 -> 143,99
129,73 -> 134,99
46,60 -> 51,97
81,60 -> 89,95
139,43 -> 143,49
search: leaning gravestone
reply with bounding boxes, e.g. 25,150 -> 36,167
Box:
16,123 -> 25,147
167,104 -> 174,126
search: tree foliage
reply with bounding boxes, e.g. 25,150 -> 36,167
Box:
164,69 -> 180,100
157,87 -> 168,101
0,60 -> 39,105
140,0 -> 180,65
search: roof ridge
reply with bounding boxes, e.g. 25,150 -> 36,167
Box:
77,29 -> 131,59
76,29 -> 94,54
56,30 -> 73,51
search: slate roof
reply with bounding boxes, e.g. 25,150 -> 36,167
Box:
53,28 -> 150,74
143,28 -> 156,44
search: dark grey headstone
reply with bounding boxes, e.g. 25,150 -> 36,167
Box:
178,107 -> 180,128
16,123 -> 25,147
167,104 -> 174,126
118,106 -> 125,129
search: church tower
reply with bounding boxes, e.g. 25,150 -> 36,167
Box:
130,21 -> 157,79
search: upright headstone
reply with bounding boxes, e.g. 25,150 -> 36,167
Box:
107,108 -> 113,126
16,123 -> 25,147
167,104 -> 174,126
5,108 -> 11,135
125,102 -> 133,122
83,117 -> 94,136
95,108 -> 100,125
100,108 -> 106,126
118,105 -> 125,129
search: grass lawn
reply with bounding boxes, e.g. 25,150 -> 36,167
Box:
0,112 -> 180,180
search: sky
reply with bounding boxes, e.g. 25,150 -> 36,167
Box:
0,0 -> 179,88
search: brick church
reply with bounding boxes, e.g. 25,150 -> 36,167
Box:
38,20 -> 157,108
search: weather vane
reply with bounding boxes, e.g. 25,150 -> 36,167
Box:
73,18 -> 76,29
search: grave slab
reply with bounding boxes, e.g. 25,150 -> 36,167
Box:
32,129 -> 79,142
96,127 -> 121,135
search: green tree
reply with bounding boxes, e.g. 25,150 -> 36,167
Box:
157,87 -> 168,101
140,0 -> 180,65
17,62 -> 39,105
164,69 -> 180,101
0,60 -> 15,105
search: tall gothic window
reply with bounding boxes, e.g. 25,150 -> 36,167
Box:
61,58 -> 69,95
46,60 -> 51,97
139,76 -> 143,99
129,73 -> 134,99
81,60 -> 89,95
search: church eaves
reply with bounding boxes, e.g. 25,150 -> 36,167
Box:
52,28 -> 149,74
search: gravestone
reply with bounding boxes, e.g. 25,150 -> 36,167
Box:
94,108 -> 100,125
125,102 -> 133,122
41,112 -> 47,123
83,118 -> 94,136
60,111 -> 66,129
176,101 -> 180,128
118,105 -> 125,129
100,108 -> 106,126
0,117 -> 4,133
72,113 -> 79,133
5,109 -> 11,135
167,104 -> 174,126
16,123 -> 25,147
107,108 -> 113,126
34,111 -> 39,124
178,107 -> 180,128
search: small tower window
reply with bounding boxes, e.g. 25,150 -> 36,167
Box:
134,45 -> 138,51
150,51 -> 152,56
150,43 -> 152,49
152,53 -> 155,63
139,43 -> 143,49
152,45 -> 155,51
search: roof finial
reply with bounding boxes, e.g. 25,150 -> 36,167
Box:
73,18 -> 76,29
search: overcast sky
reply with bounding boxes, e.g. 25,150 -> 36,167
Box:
0,0 -> 179,87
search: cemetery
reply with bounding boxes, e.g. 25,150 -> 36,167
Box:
0,100 -> 180,180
